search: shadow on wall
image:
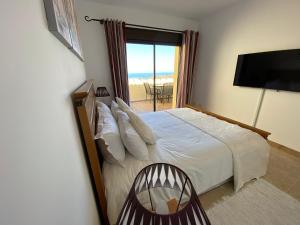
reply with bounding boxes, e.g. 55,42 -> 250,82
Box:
193,0 -> 268,113
193,25 -> 230,109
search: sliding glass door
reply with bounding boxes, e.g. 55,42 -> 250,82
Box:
127,43 -> 155,112
126,43 -> 179,112
155,45 -> 178,111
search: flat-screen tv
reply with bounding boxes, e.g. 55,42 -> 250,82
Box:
233,49 -> 300,92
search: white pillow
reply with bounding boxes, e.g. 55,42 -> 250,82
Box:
96,102 -> 114,125
96,100 -> 110,113
118,111 -> 149,160
126,110 -> 156,144
95,106 -> 125,166
116,97 -> 132,112
111,100 -> 122,120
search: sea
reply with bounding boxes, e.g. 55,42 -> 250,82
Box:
128,72 -> 173,79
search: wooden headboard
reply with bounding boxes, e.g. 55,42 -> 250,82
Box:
72,80 -> 109,225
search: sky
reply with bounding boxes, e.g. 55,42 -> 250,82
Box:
126,43 -> 176,74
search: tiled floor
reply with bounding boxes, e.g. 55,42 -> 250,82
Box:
130,100 -> 173,113
199,142 -> 300,210
264,143 -> 300,200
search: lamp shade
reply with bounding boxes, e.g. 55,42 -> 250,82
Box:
116,163 -> 211,225
96,86 -> 110,97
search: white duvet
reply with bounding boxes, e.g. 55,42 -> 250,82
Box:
103,108 -> 270,224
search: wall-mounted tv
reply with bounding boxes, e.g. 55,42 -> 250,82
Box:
233,49 -> 300,92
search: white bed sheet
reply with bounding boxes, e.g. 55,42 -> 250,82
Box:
103,109 -> 233,224
167,108 -> 270,191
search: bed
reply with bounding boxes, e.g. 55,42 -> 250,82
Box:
73,80 -> 271,225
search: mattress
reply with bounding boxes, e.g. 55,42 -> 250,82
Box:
103,109 -> 234,224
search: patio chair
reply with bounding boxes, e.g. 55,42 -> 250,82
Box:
160,83 -> 173,103
143,82 -> 161,101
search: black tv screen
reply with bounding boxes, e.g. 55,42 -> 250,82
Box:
233,49 -> 300,92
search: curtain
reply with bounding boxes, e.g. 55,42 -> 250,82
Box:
103,20 -> 130,104
176,30 -> 199,108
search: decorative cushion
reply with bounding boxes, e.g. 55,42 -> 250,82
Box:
116,97 -> 132,112
126,110 -> 156,145
117,111 -> 149,160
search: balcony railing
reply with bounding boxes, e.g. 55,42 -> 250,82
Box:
129,75 -> 174,102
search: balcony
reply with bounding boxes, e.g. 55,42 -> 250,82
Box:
129,75 -> 175,113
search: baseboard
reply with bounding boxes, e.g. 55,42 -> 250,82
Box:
268,140 -> 300,157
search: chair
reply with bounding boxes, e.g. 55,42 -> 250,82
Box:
160,83 -> 173,103
143,82 -> 161,101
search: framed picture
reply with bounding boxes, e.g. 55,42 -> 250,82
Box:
44,0 -> 83,60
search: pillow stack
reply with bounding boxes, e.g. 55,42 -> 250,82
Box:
115,97 -> 157,145
117,111 -> 149,160
95,98 -> 157,166
95,101 -> 125,166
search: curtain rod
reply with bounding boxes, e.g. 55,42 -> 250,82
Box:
84,16 -> 184,34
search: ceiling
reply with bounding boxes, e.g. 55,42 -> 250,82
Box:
82,0 -> 243,20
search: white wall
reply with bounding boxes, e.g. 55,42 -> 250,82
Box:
193,0 -> 300,151
75,0 -> 199,102
0,1 -> 100,225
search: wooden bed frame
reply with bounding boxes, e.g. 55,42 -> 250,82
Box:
185,105 -> 271,139
72,80 -> 110,225
72,80 -> 270,225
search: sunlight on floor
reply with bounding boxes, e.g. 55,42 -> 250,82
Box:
130,100 -> 173,113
